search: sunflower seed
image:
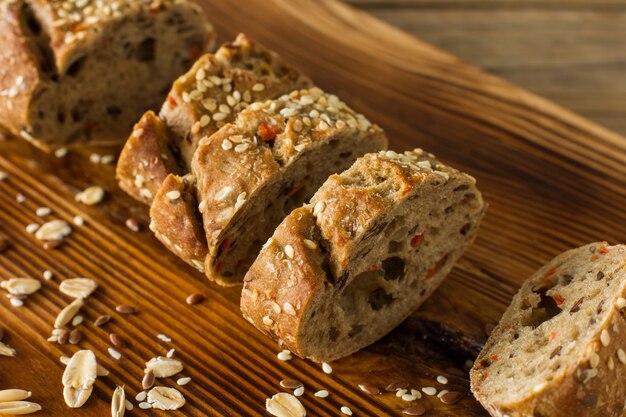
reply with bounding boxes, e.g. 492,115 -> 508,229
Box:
1,278 -> 41,296
0,341 -> 16,357
145,357 -> 183,378
111,386 -> 125,417
55,298 -> 84,328
0,389 -> 31,402
147,387 -> 186,410
266,393 -> 306,417
59,278 -> 98,299
76,186 -> 105,206
0,401 -> 42,414
62,350 -> 97,408
35,220 -> 71,241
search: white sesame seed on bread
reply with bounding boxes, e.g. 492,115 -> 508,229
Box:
241,149 -> 485,362
0,0 -> 214,146
471,242 -> 626,417
116,33 -> 311,204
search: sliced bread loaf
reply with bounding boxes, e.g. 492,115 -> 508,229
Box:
190,88 -> 388,286
116,33 -> 311,204
471,242 -> 626,417
0,0 -> 214,146
240,149 -> 485,362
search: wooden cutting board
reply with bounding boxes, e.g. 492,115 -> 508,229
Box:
1,0 -> 625,415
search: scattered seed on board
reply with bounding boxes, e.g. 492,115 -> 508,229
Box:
54,147 -> 68,158
358,383 -> 380,395
166,348 -> 176,358
109,333 -> 124,349
280,379 -> 303,390
76,186 -> 105,206
108,347 -> 122,360
36,207 -> 51,217
386,381 -> 410,392
142,370 -> 155,390
293,387 -> 304,397
402,405 -> 426,416
157,334 -> 171,342
436,375 -> 448,385
111,385 -> 125,417
340,406 -> 353,415
44,240 -> 64,250
0,340 -> 16,357
177,377 -> 191,386
16,194 -> 25,203
73,216 -> 85,226
58,330 -> 69,345
72,315 -> 84,326
125,218 -> 140,232
26,224 -> 39,234
138,402 -> 151,410
116,305 -> 137,314
440,391 -> 463,405
68,329 -> 82,345
135,391 -> 147,402
322,362 -> 332,374
43,270 -> 54,280
94,315 -> 111,327
314,390 -> 329,398
10,297 -> 24,307
422,387 -> 437,396
186,293 -> 204,305
277,350 -> 292,361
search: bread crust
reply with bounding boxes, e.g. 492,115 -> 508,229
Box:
471,243 -> 626,417
241,149 -> 485,362
116,33 -> 311,204
0,0 -> 214,145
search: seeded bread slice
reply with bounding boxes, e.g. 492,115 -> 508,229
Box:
470,242 -> 626,417
0,0 -> 214,146
191,88 -> 388,286
116,33 -> 311,204
240,149 -> 485,362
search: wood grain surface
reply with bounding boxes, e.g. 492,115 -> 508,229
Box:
1,0 -> 625,416
349,0 -> 626,137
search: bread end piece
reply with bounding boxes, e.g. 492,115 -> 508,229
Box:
470,242 -> 626,417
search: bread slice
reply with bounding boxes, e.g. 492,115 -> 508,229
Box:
149,174 -> 207,271
240,149 -> 485,362
116,33 -> 311,204
0,0 -> 214,146
190,88 -> 388,286
470,242 -> 626,417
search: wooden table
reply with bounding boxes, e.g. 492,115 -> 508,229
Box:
1,0 -> 625,416
349,0 -> 626,136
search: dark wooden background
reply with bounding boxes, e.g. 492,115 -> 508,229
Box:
349,0 -> 626,136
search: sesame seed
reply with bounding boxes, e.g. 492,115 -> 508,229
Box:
410,389 -> 421,399
213,112 -> 227,121
293,386 -> 304,397
340,406 -> 352,415
166,190 -> 181,200
263,316 -> 274,326
284,244 -> 295,259
437,389 -> 449,399
313,201 -> 326,216
221,139 -> 233,150
166,348 -> 176,358
401,393 -> 415,401
125,218 -> 140,232
133,128 -> 144,138
219,104 -> 230,114
43,270 -> 54,280
314,390 -> 329,398
26,224 -> 40,233
227,95 -> 237,107
54,147 -> 68,158
618,349 -> 626,364
196,68 -> 206,80
252,83 -> 265,92
73,216 -> 85,226
125,400 -> 133,411
157,334 -> 171,342
608,356 -> 615,371
177,377 -> 191,386
108,347 -> 121,360
72,315 -> 84,326
36,207 -> 51,217
234,143 -> 249,153
283,302 -> 296,315
590,351 -> 600,368
199,115 -> 211,127
601,329 -> 611,347
317,121 -> 329,131
303,239 -> 317,250
437,375 -> 448,384
616,297 -> 626,309
322,362 -> 332,374
10,297 -> 23,307
138,402 -> 151,410
116,304 -> 137,314
89,153 -> 101,164
277,350 -> 292,361
422,387 -> 437,396
396,389 -> 407,398
135,392 -> 147,402
16,194 -> 25,203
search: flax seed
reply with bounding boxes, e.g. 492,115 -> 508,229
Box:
116,304 -> 137,314
186,293 -> 204,305
94,314 -> 111,327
